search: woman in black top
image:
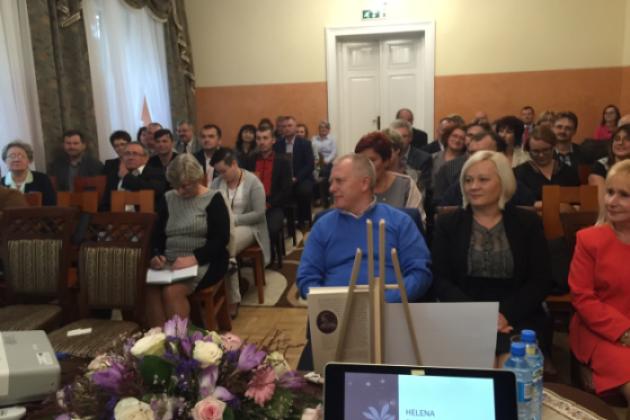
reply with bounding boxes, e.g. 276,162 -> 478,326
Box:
432,150 -> 552,366
2,141 -> 56,205
513,125 -> 580,205
235,124 -> 257,166
588,124 -> 630,207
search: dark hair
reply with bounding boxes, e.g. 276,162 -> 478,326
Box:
495,116 -> 525,146
297,123 -> 309,139
153,129 -> 174,142
201,124 -> 222,138
256,126 -> 275,138
124,142 -> 149,156
258,118 -> 274,130
109,130 -> 132,146
355,131 -> 392,161
471,131 -> 507,153
609,124 -> 630,163
555,111 -> 578,130
440,124 -> 465,146
526,125 -> 557,149
465,122 -> 492,133
63,129 -> 85,143
236,124 -> 257,153
136,126 -> 148,142
601,104 -> 621,126
521,105 -> 535,113
210,147 -> 237,167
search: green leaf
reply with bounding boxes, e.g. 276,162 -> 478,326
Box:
223,406 -> 235,420
138,355 -> 173,389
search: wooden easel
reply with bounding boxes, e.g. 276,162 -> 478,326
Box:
335,218 -> 422,365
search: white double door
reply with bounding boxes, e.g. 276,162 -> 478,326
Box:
337,35 -> 426,155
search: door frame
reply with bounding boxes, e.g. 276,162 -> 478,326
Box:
325,22 -> 435,154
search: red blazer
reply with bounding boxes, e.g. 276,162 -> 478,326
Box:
569,225 -> 630,363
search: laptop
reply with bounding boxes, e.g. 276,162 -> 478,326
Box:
324,363 -> 517,420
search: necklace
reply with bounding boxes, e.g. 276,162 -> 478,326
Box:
225,169 -> 243,210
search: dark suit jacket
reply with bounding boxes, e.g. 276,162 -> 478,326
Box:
554,142 -> 584,169
422,140 -> 442,154
405,147 -> 433,192
102,158 -> 120,189
1,171 -> 56,205
193,150 -> 220,182
48,154 -> 103,191
433,154 -> 467,201
243,154 -> 292,209
273,136 -> 314,183
101,165 -> 167,210
432,206 -> 552,325
411,127 -> 429,149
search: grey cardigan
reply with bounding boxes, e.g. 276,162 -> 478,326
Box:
212,169 -> 271,265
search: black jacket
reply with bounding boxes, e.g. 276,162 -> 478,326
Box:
273,136 -> 314,183
101,165 -> 167,210
242,153 -> 292,209
2,171 -> 56,205
48,154 -> 104,191
431,206 -> 552,325
411,127 -> 429,149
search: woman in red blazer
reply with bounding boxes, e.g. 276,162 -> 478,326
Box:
569,159 -> 630,404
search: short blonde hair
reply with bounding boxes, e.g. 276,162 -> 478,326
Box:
597,159 -> 630,224
460,151 -> 516,209
381,128 -> 403,152
166,154 -> 205,188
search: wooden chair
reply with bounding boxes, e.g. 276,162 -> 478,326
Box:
57,191 -> 98,213
577,164 -> 592,185
0,207 -> 77,331
74,175 -> 106,202
110,190 -> 154,213
24,191 -> 42,207
237,244 -> 266,304
560,211 -> 599,255
189,279 -> 232,332
541,185 -> 598,241
48,212 -> 156,358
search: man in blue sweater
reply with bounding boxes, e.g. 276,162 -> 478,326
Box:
297,153 -> 432,302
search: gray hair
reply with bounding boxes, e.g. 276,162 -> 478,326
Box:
334,153 -> 376,189
166,153 -> 205,188
389,118 -> 412,132
318,120 -> 331,129
124,142 -> 149,156
2,141 -> 34,162
460,151 -> 516,210
381,128 -> 403,151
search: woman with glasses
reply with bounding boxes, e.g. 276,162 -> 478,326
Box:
513,125 -> 580,206
593,104 -> 621,141
589,124 -> 630,207
1,141 -> 56,205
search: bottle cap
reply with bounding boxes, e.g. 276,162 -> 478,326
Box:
521,329 -> 536,343
510,342 -> 525,357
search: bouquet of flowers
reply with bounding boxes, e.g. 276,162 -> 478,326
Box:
56,316 -> 322,419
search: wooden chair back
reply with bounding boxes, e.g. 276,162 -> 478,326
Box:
559,211 -> 599,258
541,185 -> 598,240
24,191 -> 42,207
110,190 -> 154,213
49,176 -> 57,191
57,191 -> 98,213
577,165 -> 592,185
74,176 -> 106,202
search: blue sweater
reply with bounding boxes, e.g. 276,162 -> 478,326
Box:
297,203 -> 432,302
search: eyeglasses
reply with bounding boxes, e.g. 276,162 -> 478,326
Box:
612,136 -> 630,143
529,147 -> 553,156
6,153 -> 28,161
123,151 -> 145,157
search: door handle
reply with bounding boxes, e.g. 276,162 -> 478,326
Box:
377,115 -> 381,130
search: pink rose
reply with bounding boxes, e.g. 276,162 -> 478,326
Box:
221,333 -> 242,351
192,396 -> 226,420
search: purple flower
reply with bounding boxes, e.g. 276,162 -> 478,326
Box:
199,366 -> 219,398
91,362 -> 125,392
213,386 -> 235,402
279,371 -> 306,390
164,315 -> 188,339
237,344 -> 266,371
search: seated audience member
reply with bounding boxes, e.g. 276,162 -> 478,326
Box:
144,122 -> 162,155
194,124 -> 222,185
355,131 -> 425,222
396,108 -> 428,149
146,154 -> 230,327
235,124 -> 257,166
244,127 -> 292,251
0,185 -> 27,211
569,159 -> 630,405
273,116 -> 315,229
593,104 -> 621,141
521,106 -> 536,147
495,115 -> 529,167
431,125 -> 466,189
423,116 -> 454,154
211,148 -> 271,317
619,114 -> 630,127
175,120 -> 200,154
136,126 -> 149,144
297,153 -> 432,302
553,112 -> 583,168
48,130 -> 103,191
101,142 -> 167,210
389,119 -> 432,193
432,151 -> 552,366
472,110 -> 490,125
514,126 -> 580,203
589,124 -> 630,207
147,129 -> 178,173
383,128 -> 416,179
536,110 -> 558,128
102,130 -> 132,183
2,141 -> 56,205
296,123 -> 309,140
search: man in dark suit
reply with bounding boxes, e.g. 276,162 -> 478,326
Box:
423,116 -> 455,154
273,116 -> 314,228
102,130 -> 132,185
48,130 -> 103,191
194,124 -> 222,185
101,142 -> 167,210
396,108 -> 429,149
552,112 -> 583,168
390,119 -> 432,192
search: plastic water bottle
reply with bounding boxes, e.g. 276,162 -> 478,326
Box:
504,342 -> 532,420
522,329 -> 544,420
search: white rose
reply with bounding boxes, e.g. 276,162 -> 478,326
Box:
193,340 -> 223,368
114,397 -> 155,420
266,351 -> 290,378
87,354 -> 111,372
207,331 -> 223,346
130,333 -> 166,358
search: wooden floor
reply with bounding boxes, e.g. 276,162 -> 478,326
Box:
230,306 -> 308,369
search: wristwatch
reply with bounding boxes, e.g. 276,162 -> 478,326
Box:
621,330 -> 630,345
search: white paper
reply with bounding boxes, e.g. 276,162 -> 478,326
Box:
146,265 -> 198,284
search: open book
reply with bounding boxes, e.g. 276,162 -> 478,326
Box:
146,265 -> 198,284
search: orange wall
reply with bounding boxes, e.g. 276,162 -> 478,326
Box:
196,67 -> 629,145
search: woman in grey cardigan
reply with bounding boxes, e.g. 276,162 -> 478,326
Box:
211,148 -> 271,316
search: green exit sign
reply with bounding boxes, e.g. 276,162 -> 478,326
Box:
362,9 -> 386,20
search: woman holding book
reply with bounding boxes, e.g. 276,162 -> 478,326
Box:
146,154 -> 230,327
